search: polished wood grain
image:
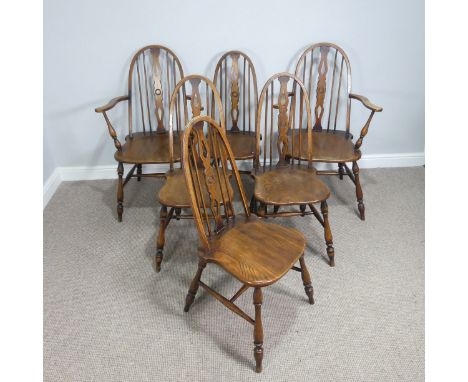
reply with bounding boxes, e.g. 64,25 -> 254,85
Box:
213,51 -> 258,165
95,45 -> 184,221
182,115 -> 315,373
252,73 -> 336,266
155,75 -> 226,272
295,42 -> 383,220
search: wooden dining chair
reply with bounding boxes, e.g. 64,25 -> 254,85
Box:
182,115 -> 315,373
294,43 -> 383,220
251,73 -> 336,266
95,45 -> 184,221
213,51 -> 258,171
155,75 -> 225,272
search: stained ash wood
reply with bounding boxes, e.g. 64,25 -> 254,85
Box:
182,115 -> 315,373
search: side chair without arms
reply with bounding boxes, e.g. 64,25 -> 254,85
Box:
182,115 -> 315,373
294,43 -> 383,220
250,73 -> 336,266
213,51 -> 258,171
155,75 -> 225,272
95,45 -> 184,221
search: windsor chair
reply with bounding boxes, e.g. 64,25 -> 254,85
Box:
294,43 -> 383,220
182,115 -> 315,373
155,75 -> 226,272
251,73 -> 336,266
95,45 -> 184,221
213,51 -> 258,170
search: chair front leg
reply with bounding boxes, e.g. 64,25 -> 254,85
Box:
321,201 -> 335,267
253,287 -> 264,373
156,206 -> 173,272
137,164 -> 142,181
117,162 -> 124,222
184,259 -> 207,312
338,163 -> 344,180
352,161 -> 365,220
299,256 -> 314,304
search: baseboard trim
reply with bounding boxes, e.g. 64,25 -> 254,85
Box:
43,152 -> 424,208
43,168 -> 62,208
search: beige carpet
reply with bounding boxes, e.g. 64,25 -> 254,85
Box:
43,167 -> 424,382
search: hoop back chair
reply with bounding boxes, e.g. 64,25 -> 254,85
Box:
251,73 -> 335,266
182,115 -> 315,373
294,43 -> 383,220
95,45 -> 184,221
213,51 -> 258,169
155,75 -> 225,272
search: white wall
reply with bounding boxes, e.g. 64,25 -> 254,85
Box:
44,0 -> 424,184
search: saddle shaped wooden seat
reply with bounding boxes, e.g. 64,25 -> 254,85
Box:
206,215 -> 306,286
182,115 -> 315,373
253,166 -> 330,206
115,132 -> 181,164
158,168 -> 233,209
95,45 -> 185,222
225,130 -> 257,160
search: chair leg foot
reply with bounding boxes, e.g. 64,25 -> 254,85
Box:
137,164 -> 142,181
299,256 -> 314,304
321,201 -> 335,267
253,287 -> 263,373
184,260 -> 206,312
117,162 -> 124,222
155,250 -> 163,273
353,161 -> 365,221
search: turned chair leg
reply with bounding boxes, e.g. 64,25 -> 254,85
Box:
321,201 -> 335,267
175,208 -> 181,220
156,206 -> 171,272
338,163 -> 344,180
352,161 -> 365,220
253,287 -> 264,373
117,162 -> 124,222
184,259 -> 207,312
137,164 -> 142,181
299,256 -> 314,304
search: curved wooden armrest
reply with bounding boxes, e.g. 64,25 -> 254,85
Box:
95,95 -> 129,113
349,93 -> 383,112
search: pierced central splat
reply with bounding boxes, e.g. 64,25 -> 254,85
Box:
230,53 -> 240,132
194,129 -> 224,233
151,48 -> 165,132
313,46 -> 330,131
276,76 -> 290,166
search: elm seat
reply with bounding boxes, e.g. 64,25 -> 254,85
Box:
114,132 -> 181,164
289,130 -> 361,163
158,169 -> 234,209
206,216 -> 306,287
226,130 -> 256,160
252,166 -> 331,206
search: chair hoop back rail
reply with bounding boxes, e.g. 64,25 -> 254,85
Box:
251,72 -> 336,266
154,75 -> 225,271
294,43 -> 383,220
182,115 -> 315,373
94,45 -> 185,221
213,51 -> 259,168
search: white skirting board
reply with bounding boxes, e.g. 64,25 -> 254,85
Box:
43,152 -> 424,208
